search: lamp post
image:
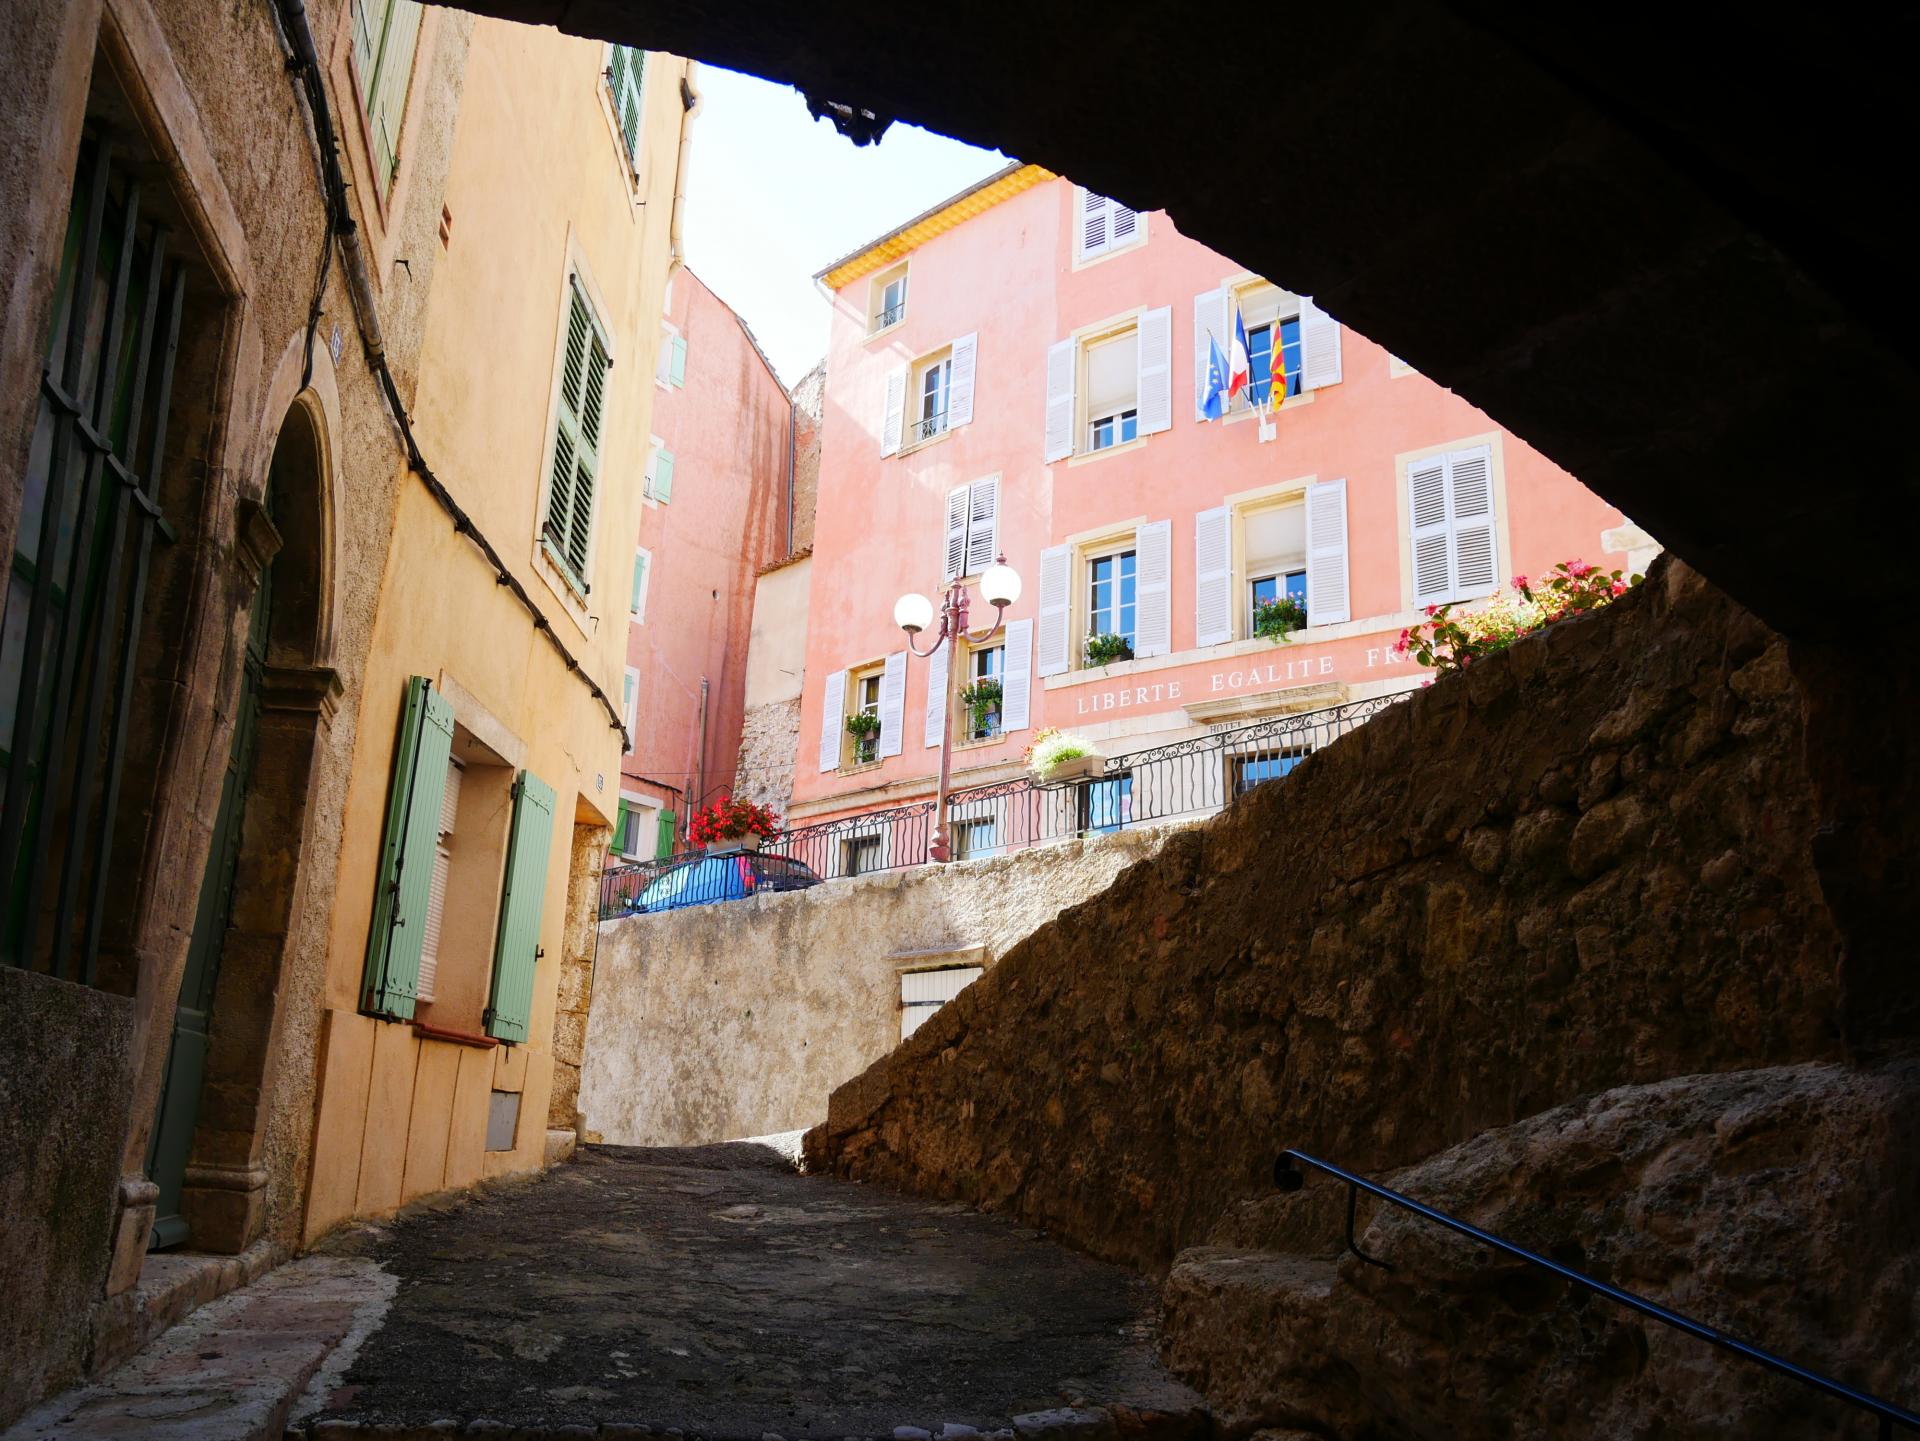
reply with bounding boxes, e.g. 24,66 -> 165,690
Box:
895,556 -> 1022,862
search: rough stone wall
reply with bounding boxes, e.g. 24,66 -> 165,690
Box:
547,821 -> 614,1143
580,826 -> 1181,1147
733,696 -> 802,816
807,560 -> 1847,1271
0,971 -> 136,1423
789,360 -> 824,553
1167,1056 -> 1920,1439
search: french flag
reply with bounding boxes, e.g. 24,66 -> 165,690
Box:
1227,305 -> 1251,402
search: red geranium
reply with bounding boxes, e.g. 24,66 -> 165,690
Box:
687,796 -> 781,846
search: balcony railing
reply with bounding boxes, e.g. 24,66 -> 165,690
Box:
873,301 -> 906,331
908,410 -> 947,445
600,695 -> 1406,917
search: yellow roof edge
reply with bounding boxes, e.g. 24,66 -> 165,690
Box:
817,163 -> 1058,291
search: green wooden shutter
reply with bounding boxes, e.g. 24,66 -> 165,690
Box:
630,550 -> 648,615
544,285 -> 609,591
615,47 -> 646,161
366,0 -> 424,193
485,770 -> 557,1043
351,0 -> 381,94
362,676 -> 455,1019
655,808 -> 675,858
613,800 -> 631,855
653,448 -> 674,503
669,335 -> 687,387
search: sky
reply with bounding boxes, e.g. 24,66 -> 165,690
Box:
681,65 -> 1009,388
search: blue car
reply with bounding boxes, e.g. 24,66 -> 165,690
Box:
628,852 -> 821,914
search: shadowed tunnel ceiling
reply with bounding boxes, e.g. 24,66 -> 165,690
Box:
440,0 -> 1918,642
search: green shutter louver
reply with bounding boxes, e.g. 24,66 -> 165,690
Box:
362,676 -> 456,1019
669,335 -> 687,387
544,282 -> 610,592
484,770 -> 557,1043
653,448 -> 674,504
608,45 -> 646,165
656,808 -> 676,858
630,550 -> 648,615
362,0 -> 425,193
613,800 -> 631,855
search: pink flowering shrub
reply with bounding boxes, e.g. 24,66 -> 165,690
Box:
1396,560 -> 1641,675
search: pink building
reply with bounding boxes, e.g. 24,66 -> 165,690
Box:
789,164 -> 1649,870
616,268 -> 792,857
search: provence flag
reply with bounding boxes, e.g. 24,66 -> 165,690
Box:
1203,336 -> 1229,420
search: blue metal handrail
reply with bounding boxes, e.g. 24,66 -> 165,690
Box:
1276,1149 -> 1919,1439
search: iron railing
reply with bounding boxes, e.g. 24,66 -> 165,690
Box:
908,410 -> 947,445
874,300 -> 906,330
599,695 -> 1407,915
1276,1149 -> 1920,1439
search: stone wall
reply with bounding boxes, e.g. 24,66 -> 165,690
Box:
806,561 -> 1849,1271
579,826 -> 1181,1147
547,820 -> 613,1150
734,697 -> 802,816
789,360 -> 824,553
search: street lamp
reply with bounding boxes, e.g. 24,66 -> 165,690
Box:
896,555 -> 1022,862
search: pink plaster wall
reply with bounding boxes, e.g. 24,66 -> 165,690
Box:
621,268 -> 790,832
794,178 -> 1629,814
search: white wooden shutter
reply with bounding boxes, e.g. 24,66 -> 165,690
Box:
943,485 -> 969,583
1299,297 -> 1343,391
1193,288 -> 1228,419
948,332 -> 978,428
1077,188 -> 1111,258
878,650 -> 907,758
1306,479 -> 1351,625
923,638 -> 949,749
1409,456 -> 1453,608
1036,544 -> 1072,677
1134,519 -> 1173,658
1194,505 -> 1234,646
1136,306 -> 1173,436
817,669 -> 846,772
1449,447 -> 1498,600
880,365 -> 907,456
438,757 -> 463,836
418,844 -> 450,1003
1000,617 -> 1034,732
1111,201 -> 1142,248
965,474 -> 1000,575
1044,339 -> 1075,462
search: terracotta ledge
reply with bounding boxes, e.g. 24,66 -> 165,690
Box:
411,1020 -> 499,1049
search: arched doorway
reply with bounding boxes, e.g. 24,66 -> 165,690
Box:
144,397 -> 338,1252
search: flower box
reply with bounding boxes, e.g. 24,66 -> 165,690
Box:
1038,754 -> 1103,785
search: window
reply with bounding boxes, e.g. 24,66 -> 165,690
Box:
606,44 -> 647,173
1046,310 -> 1170,463
1409,445 -> 1498,608
868,262 -> 909,334
1077,774 -> 1132,835
542,278 -> 611,595
942,475 -> 1000,583
351,0 -> 425,194
1085,329 -> 1139,452
614,794 -> 657,861
630,547 -> 651,620
842,833 -> 882,877
623,667 -> 639,749
950,817 -> 999,860
1246,316 -> 1303,406
645,441 -> 674,503
1075,187 -> 1145,262
1232,748 -> 1309,796
1249,570 -> 1308,631
961,643 -> 1004,741
1088,549 -> 1138,653
655,328 -> 686,387
845,663 -> 884,766
909,349 -> 952,446
900,965 -> 983,1040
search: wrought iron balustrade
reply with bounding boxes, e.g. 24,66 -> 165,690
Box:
875,301 -> 906,330
907,410 -> 948,445
601,695 -> 1408,916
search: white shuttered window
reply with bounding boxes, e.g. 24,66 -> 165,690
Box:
1000,618 -> 1034,733
1043,339 -> 1076,462
1299,297 -> 1344,391
880,366 -> 907,456
1136,307 -> 1173,436
1194,505 -> 1234,646
817,669 -> 847,772
942,475 -> 1001,582
1409,446 -> 1498,608
948,332 -> 978,428
1075,188 -> 1146,261
1036,545 -> 1073,676
1305,479 -> 1352,625
878,651 -> 907,758
1134,520 -> 1172,657
922,638 -> 950,749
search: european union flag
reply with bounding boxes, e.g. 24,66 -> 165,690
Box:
1203,335 -> 1229,420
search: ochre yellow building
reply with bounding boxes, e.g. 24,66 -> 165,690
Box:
303,18 -> 695,1239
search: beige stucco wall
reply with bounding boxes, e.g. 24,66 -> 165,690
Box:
578,824 -> 1183,1147
743,556 -> 813,709
303,22 -> 692,1241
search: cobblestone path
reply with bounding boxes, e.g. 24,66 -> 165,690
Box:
299,1142 -> 1204,1439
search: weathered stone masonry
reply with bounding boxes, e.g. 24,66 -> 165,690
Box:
807,559 -> 1850,1272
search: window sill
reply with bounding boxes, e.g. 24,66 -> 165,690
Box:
530,542 -> 595,641
866,318 -> 907,344
841,757 -> 883,776
897,426 -> 953,459
1042,609 -> 1430,690
411,1020 -> 500,1050
1222,390 -> 1315,423
1065,435 -> 1147,468
954,732 -> 1006,751
1071,237 -> 1147,271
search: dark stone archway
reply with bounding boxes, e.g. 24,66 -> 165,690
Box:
440,0 -> 1916,645
177,397 -> 343,1252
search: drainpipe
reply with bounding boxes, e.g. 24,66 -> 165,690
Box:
695,676 -> 710,809
786,397 -> 796,555
665,61 -> 701,284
